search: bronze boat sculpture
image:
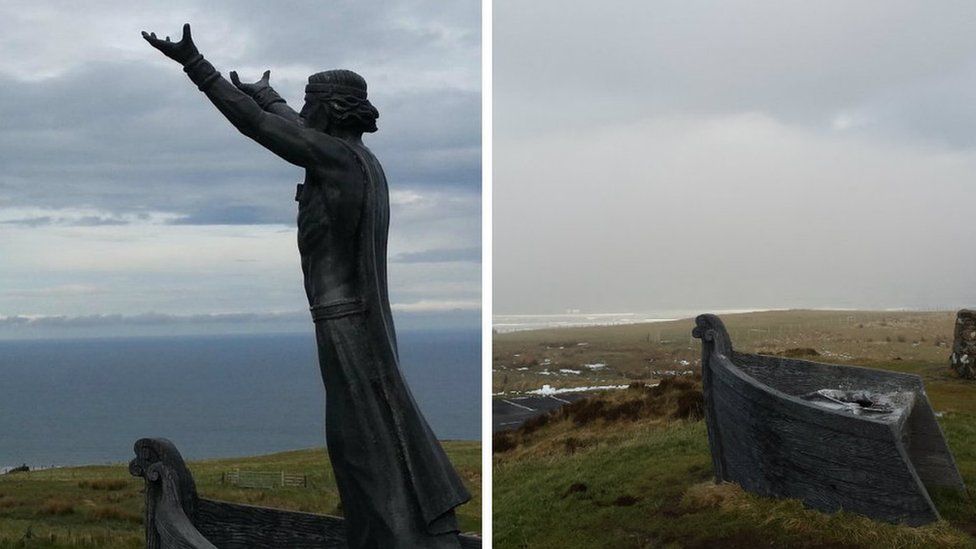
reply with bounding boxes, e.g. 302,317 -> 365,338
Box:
693,314 -> 966,526
130,438 -> 481,548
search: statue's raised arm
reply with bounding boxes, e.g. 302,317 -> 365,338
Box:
142,24 -> 327,167
230,70 -> 301,123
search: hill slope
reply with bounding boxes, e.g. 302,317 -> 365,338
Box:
0,441 -> 480,548
494,310 -> 976,548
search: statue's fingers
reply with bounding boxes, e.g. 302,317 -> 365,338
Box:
262,70 -> 271,83
182,23 -> 192,42
230,71 -> 241,86
165,36 -> 171,42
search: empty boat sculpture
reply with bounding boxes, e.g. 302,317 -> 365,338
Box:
129,438 -> 481,548
692,314 -> 966,525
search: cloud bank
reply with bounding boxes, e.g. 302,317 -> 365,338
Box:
494,0 -> 976,315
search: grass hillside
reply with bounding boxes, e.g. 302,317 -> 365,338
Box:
0,441 -> 480,548
493,310 -> 976,548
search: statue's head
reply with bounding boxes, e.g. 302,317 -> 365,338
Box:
301,69 -> 379,135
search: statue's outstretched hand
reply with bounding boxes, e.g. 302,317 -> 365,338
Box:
230,70 -> 272,96
141,23 -> 200,65
230,70 -> 288,111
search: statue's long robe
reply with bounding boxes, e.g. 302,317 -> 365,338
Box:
298,140 -> 471,548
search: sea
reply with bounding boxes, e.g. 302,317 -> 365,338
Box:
492,308 -> 793,333
493,312 -> 677,333
0,329 -> 480,470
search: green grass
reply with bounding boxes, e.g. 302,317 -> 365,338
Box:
0,441 -> 480,548
494,412 -> 976,548
493,310 -> 976,548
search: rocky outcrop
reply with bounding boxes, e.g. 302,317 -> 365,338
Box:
950,309 -> 976,380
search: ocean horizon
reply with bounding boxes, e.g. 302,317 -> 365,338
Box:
492,306 -> 960,333
0,328 -> 480,470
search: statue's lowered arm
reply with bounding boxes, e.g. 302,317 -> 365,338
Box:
142,24 -> 325,167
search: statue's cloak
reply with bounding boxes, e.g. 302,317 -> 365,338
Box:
299,140 -> 471,545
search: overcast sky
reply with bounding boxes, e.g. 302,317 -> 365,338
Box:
0,0 -> 480,338
495,0 -> 976,316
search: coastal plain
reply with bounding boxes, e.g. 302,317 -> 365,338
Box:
493,310 -> 976,548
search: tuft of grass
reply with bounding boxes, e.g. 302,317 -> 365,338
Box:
38,498 -> 74,516
0,497 -> 21,509
495,416 -> 976,548
88,505 -> 141,524
679,482 -> 970,548
78,479 -> 128,491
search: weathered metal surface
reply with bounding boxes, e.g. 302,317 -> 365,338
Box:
951,309 -> 976,379
130,438 -> 482,548
129,439 -> 216,549
693,314 -> 965,526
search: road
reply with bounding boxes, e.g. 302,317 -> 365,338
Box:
492,393 -> 590,432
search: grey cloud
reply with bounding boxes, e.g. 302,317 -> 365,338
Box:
0,62 -> 480,221
392,246 -> 480,263
0,217 -> 55,228
169,204 -> 278,226
495,0 -> 976,148
494,1 -> 976,316
0,311 -> 306,328
0,0 -> 481,222
0,215 -> 130,227
74,216 -> 131,227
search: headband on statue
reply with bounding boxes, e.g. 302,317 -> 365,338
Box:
305,83 -> 367,99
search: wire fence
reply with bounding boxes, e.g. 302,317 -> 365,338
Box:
221,469 -> 309,489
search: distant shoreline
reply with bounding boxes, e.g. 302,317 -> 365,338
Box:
493,307 -> 960,334
493,308 -> 784,333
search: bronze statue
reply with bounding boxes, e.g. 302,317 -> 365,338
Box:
142,24 -> 470,548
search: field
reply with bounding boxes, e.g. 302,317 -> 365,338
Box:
0,441 -> 481,548
493,310 -> 961,395
493,310 -> 976,548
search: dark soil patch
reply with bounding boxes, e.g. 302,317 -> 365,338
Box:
493,431 -> 517,453
612,495 -> 640,506
563,482 -> 588,497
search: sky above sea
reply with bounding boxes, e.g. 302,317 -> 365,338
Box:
0,0 -> 481,338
